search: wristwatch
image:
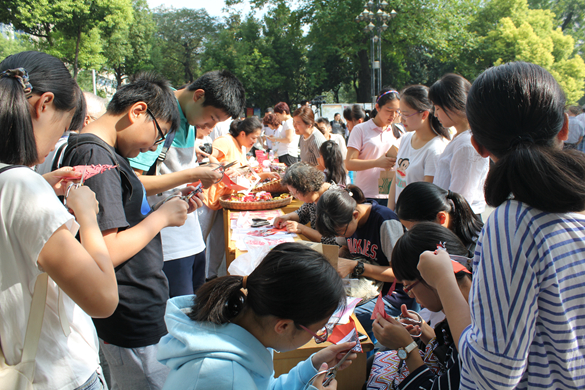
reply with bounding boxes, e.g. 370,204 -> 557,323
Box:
352,260 -> 365,278
397,341 -> 418,360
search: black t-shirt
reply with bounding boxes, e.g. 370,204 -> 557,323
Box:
63,133 -> 169,348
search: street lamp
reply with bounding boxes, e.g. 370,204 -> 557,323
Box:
355,2 -> 397,104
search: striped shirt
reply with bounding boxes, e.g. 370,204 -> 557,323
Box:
459,200 -> 585,389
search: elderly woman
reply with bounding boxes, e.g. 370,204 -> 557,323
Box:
273,163 -> 339,245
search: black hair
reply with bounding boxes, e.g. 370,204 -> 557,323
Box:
376,86 -> 400,108
69,90 -> 87,132
343,105 -> 368,122
315,185 -> 365,238
190,242 -> 345,327
315,117 -> 331,133
428,74 -> 471,118
401,85 -> 450,140
188,70 -> 246,119
319,140 -> 346,186
391,222 -> 470,283
467,62 -> 585,213
0,51 -> 81,166
282,162 -> 324,194
228,117 -> 262,138
107,72 -> 180,133
395,182 -> 482,250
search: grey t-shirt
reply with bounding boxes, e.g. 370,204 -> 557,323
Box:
299,129 -> 326,166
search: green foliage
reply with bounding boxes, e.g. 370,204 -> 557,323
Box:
152,7 -> 218,86
0,33 -> 33,61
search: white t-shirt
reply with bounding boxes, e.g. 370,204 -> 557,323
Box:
275,118 -> 299,157
0,166 -> 99,390
329,133 -> 347,160
433,130 -> 489,214
263,125 -> 279,149
347,119 -> 401,198
210,118 -> 233,141
394,131 -> 446,203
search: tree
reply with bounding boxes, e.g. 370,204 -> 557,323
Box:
0,0 -> 133,79
0,31 -> 33,60
152,7 -> 218,86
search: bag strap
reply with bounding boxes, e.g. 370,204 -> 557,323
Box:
145,130 -> 176,176
0,273 -> 49,379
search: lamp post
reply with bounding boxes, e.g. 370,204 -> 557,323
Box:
356,2 -> 397,104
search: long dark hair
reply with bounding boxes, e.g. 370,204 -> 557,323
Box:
467,62 -> 585,212
0,51 -> 81,166
428,73 -> 471,117
395,182 -> 482,249
315,185 -> 365,238
320,140 -> 346,185
392,222 -> 470,283
190,243 -> 345,327
401,84 -> 450,140
229,116 -> 262,138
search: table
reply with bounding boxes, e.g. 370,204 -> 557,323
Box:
274,314 -> 374,390
223,198 -> 305,269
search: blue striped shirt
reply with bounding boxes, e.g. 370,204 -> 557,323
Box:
459,200 -> 585,389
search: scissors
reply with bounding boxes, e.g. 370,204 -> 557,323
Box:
323,348 -> 353,386
64,166 -> 87,206
213,160 -> 238,173
161,181 -> 203,205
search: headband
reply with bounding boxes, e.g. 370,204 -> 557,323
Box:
376,90 -> 399,103
0,68 -> 33,98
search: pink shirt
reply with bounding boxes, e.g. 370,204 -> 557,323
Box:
347,119 -> 401,198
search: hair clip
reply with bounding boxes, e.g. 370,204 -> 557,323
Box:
0,68 -> 33,98
376,90 -> 399,103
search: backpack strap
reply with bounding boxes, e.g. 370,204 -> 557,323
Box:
145,130 -> 177,176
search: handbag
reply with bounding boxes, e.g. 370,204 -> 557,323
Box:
0,273 -> 48,390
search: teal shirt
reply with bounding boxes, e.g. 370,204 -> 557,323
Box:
129,98 -> 195,171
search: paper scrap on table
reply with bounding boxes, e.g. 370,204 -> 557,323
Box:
371,291 -> 390,320
328,317 -> 363,352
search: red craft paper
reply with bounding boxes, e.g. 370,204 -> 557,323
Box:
371,291 -> 390,320
73,164 -> 116,180
328,317 -> 363,352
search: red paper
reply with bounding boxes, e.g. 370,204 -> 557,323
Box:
73,164 -> 116,180
371,291 -> 390,320
328,317 -> 363,352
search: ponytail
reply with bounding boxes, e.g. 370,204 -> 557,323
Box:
319,140 -> 346,186
467,61 -> 585,213
190,243 -> 344,326
484,146 -> 585,212
445,190 -> 483,248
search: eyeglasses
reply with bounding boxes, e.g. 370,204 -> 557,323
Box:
403,280 -> 421,295
299,322 -> 336,344
399,110 -> 423,119
146,108 -> 166,146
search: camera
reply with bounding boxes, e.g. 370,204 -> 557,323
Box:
199,143 -> 213,154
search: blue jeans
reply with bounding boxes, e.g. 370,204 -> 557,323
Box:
163,251 -> 206,298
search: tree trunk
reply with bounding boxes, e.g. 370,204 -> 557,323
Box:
73,26 -> 82,80
115,66 -> 123,89
356,49 -> 371,103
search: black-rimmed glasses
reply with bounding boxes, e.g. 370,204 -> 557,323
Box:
146,108 -> 166,146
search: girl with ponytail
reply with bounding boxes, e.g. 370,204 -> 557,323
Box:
418,62 -> 585,389
388,85 -> 449,210
429,74 -> 489,215
158,243 -> 356,390
395,181 -> 483,254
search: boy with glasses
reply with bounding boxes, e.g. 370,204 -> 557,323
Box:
129,70 -> 245,294
61,72 -> 194,390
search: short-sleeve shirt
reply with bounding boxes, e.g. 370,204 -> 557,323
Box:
433,130 -> 489,214
299,130 -> 326,166
63,133 -> 169,348
275,118 -> 300,157
347,119 -> 401,199
129,99 -> 205,261
345,201 -> 413,309
0,166 -> 99,389
394,132 -> 445,203
567,116 -> 585,144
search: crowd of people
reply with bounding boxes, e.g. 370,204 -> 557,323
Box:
1,49 -> 585,390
